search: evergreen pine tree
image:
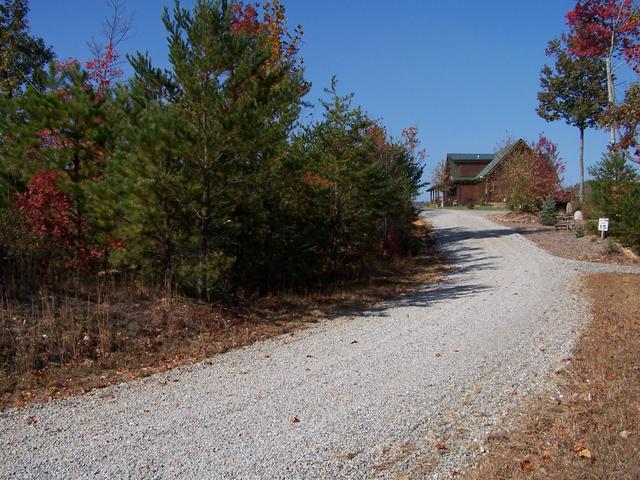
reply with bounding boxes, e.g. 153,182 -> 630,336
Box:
538,196 -> 558,226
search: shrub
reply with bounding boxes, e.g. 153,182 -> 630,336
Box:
585,219 -> 599,235
602,239 -> 620,255
616,183 -> 640,253
575,225 -> 585,238
589,152 -> 640,253
506,195 -> 541,213
538,196 -> 558,226
466,200 -> 475,209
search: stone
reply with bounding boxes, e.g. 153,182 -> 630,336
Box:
566,202 -> 573,215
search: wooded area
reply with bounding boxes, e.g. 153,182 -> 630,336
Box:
0,0 -> 426,301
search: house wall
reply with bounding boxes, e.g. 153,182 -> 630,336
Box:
453,175 -> 507,204
457,161 -> 489,177
456,182 -> 488,204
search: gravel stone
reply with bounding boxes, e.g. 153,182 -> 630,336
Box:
1,209 -> 638,479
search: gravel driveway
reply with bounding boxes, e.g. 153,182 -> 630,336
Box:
2,209 -> 637,479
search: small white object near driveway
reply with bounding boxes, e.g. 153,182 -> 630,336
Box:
598,217 -> 609,232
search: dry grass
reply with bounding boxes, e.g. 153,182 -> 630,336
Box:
0,222 -> 447,410
463,272 -> 640,480
488,213 -> 638,266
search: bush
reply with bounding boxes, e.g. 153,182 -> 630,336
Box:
602,239 -> 620,255
538,196 -> 558,226
466,200 -> 475,209
589,152 -> 640,253
616,183 -> 640,253
585,219 -> 599,235
575,225 -> 585,238
506,195 -> 541,213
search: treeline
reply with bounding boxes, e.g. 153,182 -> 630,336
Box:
536,0 -> 639,251
0,0 -> 425,299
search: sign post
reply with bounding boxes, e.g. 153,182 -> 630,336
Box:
598,218 -> 609,240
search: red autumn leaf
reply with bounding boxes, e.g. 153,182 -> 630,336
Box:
520,459 -> 533,471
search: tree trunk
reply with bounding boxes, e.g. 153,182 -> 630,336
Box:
605,56 -> 616,144
579,127 -> 585,204
197,183 -> 210,299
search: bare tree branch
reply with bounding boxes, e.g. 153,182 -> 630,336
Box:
88,0 -> 134,67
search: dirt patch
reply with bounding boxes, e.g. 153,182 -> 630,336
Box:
462,272 -> 640,480
1,222 -> 447,410
488,213 -> 638,266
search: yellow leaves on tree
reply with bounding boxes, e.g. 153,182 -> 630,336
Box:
231,0 -> 303,68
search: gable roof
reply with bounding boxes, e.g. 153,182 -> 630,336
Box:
447,139 -> 529,182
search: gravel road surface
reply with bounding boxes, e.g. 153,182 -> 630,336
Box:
2,209 -> 637,479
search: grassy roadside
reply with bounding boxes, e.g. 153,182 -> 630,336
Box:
1,219 -> 447,410
463,272 -> 640,480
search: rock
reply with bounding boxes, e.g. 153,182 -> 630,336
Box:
573,210 -> 584,222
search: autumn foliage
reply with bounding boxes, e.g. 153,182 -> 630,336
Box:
566,0 -> 640,72
231,0 -> 303,67
13,170 -> 76,249
0,0 -> 425,299
502,135 -> 565,212
86,43 -> 123,97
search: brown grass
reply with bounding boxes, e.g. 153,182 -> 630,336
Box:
0,222 -> 447,410
488,213 -> 638,266
463,272 -> 640,480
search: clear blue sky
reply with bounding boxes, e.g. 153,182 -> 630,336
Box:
28,0 -> 637,195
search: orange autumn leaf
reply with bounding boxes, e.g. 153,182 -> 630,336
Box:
520,459 -> 533,471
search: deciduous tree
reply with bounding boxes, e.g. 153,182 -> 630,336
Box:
566,0 -> 640,143
537,38 -> 608,202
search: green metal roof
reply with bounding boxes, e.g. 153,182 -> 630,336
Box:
447,153 -> 493,181
447,153 -> 494,161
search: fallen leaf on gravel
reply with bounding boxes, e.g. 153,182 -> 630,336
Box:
619,430 -> 632,439
435,352 -> 442,357
239,369 -> 248,375
350,340 -> 358,344
259,355 -> 270,360
577,448 -> 592,459
306,354 -> 314,358
26,415 -> 37,425
433,443 -> 447,450
520,459 -> 533,471
453,349 -> 459,353
290,416 -> 300,424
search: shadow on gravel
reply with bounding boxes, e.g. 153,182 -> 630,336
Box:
353,248 -> 497,317
322,219 -> 509,319
433,226 -> 548,244
353,280 -> 494,318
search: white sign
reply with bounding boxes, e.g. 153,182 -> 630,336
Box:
598,218 -> 610,232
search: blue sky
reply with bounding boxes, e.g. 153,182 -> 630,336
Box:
28,0 -> 637,195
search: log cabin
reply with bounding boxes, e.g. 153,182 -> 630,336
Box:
442,138 -> 532,205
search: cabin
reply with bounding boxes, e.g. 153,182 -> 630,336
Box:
439,139 -> 533,205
